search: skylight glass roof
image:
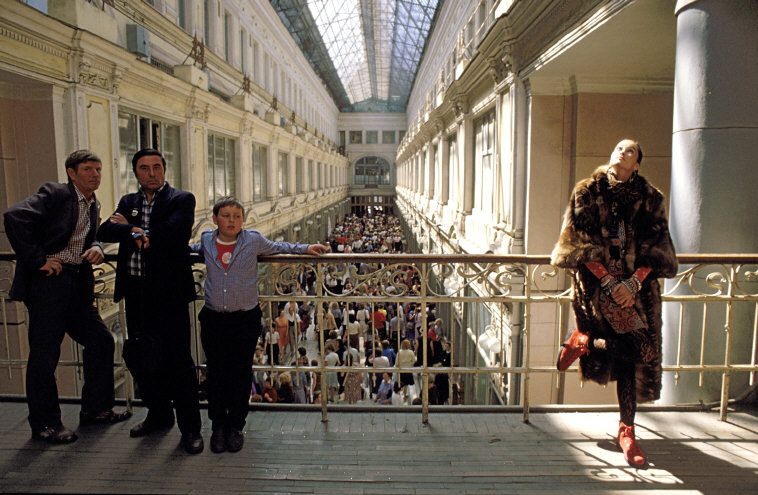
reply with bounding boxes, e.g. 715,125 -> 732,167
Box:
272,0 -> 441,112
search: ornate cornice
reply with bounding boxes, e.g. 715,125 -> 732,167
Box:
0,22 -> 70,81
0,23 -> 69,59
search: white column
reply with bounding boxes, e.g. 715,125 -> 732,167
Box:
288,152 -> 296,196
510,78 -> 529,254
662,0 -> 758,404
238,128 -> 252,203
439,136 -> 449,205
267,142 -> 278,200
423,144 -> 433,199
459,119 -> 474,214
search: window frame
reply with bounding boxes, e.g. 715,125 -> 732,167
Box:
117,109 -> 183,197
252,142 -> 268,202
207,133 -> 237,206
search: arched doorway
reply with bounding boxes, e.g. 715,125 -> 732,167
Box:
353,156 -> 391,186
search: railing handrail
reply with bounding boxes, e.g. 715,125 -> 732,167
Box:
3,252 -> 757,264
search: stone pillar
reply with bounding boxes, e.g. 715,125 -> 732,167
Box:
510,77 -> 529,254
439,135 -> 450,205
662,0 -> 758,404
288,152 -> 296,196
414,152 -> 421,193
460,118 -> 474,214
423,143 -> 433,199
267,143 -> 278,201
237,121 -> 253,204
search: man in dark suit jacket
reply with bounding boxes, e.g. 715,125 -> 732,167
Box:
3,150 -> 131,444
97,148 -> 203,454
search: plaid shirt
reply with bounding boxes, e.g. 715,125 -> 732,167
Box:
128,183 -> 165,277
49,186 -> 96,265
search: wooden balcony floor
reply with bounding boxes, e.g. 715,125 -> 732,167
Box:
0,402 -> 756,494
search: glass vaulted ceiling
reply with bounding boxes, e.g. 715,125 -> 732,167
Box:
272,0 -> 441,112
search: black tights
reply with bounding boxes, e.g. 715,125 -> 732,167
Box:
597,334 -> 640,425
616,362 -> 636,425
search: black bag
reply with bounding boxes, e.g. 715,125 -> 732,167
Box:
122,336 -> 162,382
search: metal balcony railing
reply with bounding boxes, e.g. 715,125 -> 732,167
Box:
1,253 -> 756,424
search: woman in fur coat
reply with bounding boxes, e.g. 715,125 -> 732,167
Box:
551,139 -> 678,467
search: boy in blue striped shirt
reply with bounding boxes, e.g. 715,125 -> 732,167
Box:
192,198 -> 328,453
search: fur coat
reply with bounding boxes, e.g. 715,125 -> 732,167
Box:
551,167 -> 678,402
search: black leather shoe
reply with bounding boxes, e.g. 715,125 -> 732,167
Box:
32,425 -> 78,444
181,432 -> 204,455
226,429 -> 245,453
80,409 -> 133,426
210,428 -> 226,454
129,418 -> 174,438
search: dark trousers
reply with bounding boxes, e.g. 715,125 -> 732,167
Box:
199,305 -> 262,431
123,277 -> 201,434
25,267 -> 115,431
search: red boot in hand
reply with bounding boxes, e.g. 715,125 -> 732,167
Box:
617,422 -> 647,467
556,328 -> 589,371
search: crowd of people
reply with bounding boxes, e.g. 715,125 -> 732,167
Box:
249,303 -> 454,407
244,212 -> 456,407
327,213 -> 405,254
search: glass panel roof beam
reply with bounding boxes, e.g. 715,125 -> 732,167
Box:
308,0 -> 371,104
360,0 -> 379,99
388,0 -> 439,110
271,0 -> 351,109
273,0 -> 441,112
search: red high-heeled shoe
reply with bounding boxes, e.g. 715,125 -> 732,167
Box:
617,422 -> 647,467
556,328 -> 589,371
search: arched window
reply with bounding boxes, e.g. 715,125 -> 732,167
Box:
354,156 -> 391,186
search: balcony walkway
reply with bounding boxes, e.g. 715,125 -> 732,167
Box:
0,402 -> 756,494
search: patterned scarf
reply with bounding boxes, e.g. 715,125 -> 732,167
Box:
604,167 -> 643,260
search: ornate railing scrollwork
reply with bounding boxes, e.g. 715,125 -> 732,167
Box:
0,252 -> 756,423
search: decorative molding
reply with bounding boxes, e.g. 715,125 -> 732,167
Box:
450,92 -> 469,118
0,24 -> 69,60
241,117 -> 254,136
111,67 -> 123,94
501,41 -> 515,74
486,56 -> 508,85
185,93 -> 211,122
78,61 -> 111,91
79,70 -> 110,90
529,75 -> 674,95
433,118 -> 445,135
